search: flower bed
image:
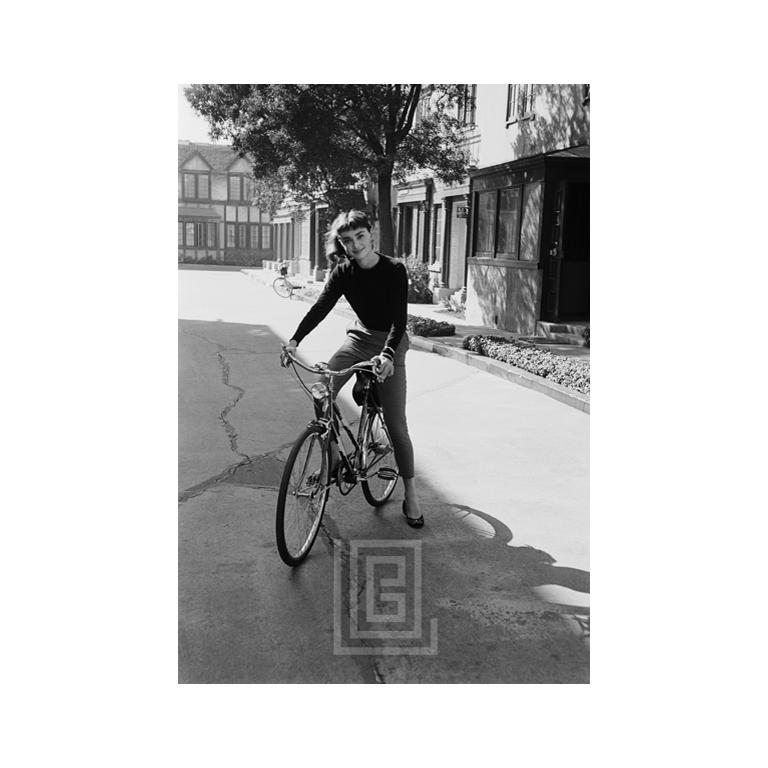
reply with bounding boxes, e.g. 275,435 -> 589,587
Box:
462,335 -> 590,395
407,315 -> 456,337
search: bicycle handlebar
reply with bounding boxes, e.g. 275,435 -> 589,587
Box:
280,345 -> 379,378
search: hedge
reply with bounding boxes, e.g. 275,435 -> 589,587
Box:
462,335 -> 590,395
407,315 -> 455,337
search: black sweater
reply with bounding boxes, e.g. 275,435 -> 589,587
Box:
291,254 -> 408,354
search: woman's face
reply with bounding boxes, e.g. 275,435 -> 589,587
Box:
338,227 -> 373,260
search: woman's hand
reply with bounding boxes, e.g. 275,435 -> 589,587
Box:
281,339 -> 298,367
372,355 -> 394,382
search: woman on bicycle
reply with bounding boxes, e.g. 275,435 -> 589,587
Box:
284,210 -> 423,527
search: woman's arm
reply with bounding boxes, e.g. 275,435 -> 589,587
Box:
289,267 -> 344,346
380,262 -> 409,361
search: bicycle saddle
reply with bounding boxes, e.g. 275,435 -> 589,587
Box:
352,371 -> 380,408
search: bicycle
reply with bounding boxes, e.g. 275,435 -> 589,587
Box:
272,274 -> 300,299
275,346 -> 399,566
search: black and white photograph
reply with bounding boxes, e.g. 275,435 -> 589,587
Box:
8,2 -> 768,760
178,84 -> 590,683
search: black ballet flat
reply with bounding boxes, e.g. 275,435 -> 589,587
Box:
402,500 -> 424,528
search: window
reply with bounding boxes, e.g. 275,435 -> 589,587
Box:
472,186 -> 525,260
497,188 -> 521,258
223,221 -> 264,250
431,204 -> 443,264
261,225 -> 271,249
475,191 -> 496,255
415,88 -> 431,124
181,172 -> 210,200
179,220 -> 217,248
228,174 -> 252,202
506,84 -> 536,123
458,84 -> 476,126
206,222 -> 217,248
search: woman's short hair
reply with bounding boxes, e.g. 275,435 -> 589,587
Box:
324,209 -> 372,265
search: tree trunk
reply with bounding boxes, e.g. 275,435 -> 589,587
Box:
377,166 -> 395,256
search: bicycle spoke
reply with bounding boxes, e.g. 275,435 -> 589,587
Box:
276,429 -> 329,564
361,410 -> 398,506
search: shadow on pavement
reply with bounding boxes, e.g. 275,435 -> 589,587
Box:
179,318 -> 589,683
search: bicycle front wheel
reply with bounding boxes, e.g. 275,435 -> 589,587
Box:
276,425 -> 331,566
273,277 -> 291,298
361,409 -> 399,507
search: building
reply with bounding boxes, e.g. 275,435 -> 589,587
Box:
271,189 -> 366,279
178,141 -> 274,264
394,84 -> 589,333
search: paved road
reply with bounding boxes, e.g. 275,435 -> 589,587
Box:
178,269 -> 589,683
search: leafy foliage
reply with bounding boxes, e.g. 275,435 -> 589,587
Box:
404,255 -> 433,303
179,253 -> 264,267
184,84 -> 472,253
406,315 -> 455,337
462,335 -> 590,395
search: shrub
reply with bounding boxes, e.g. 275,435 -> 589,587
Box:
462,335 -> 590,395
407,315 -> 455,337
219,252 -> 263,267
404,255 -> 433,303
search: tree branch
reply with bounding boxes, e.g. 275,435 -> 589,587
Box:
394,85 -> 421,143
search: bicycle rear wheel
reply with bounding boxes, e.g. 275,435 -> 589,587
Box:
273,277 -> 291,298
360,409 -> 399,506
276,425 -> 330,565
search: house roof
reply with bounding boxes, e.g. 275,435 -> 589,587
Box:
178,141 -> 248,171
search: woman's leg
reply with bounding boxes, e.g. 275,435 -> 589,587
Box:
376,363 -> 422,520
324,336 -> 368,474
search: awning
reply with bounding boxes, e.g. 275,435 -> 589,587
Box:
547,145 -> 590,159
178,206 -> 221,219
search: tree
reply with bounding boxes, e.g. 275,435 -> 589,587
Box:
185,84 -> 472,255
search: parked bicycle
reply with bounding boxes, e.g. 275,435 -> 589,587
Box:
275,346 -> 399,566
272,274 -> 300,299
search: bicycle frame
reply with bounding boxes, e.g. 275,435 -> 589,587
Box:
280,347 -> 391,493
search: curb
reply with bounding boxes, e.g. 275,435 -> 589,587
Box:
254,273 -> 590,414
408,336 -> 590,414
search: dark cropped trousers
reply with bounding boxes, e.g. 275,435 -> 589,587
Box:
326,324 -> 415,479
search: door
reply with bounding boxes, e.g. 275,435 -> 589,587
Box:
558,181 -> 590,319
544,182 -> 566,321
444,197 -> 467,291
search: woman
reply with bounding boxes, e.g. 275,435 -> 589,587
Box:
284,210 -> 423,527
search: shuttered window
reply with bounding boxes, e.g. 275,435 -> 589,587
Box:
506,84 -> 536,123
458,84 -> 477,126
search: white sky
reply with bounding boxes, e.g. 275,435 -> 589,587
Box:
178,84 -> 226,144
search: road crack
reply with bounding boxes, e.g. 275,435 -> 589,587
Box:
217,351 -> 249,461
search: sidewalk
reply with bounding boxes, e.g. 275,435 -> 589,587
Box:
244,268 -> 590,413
